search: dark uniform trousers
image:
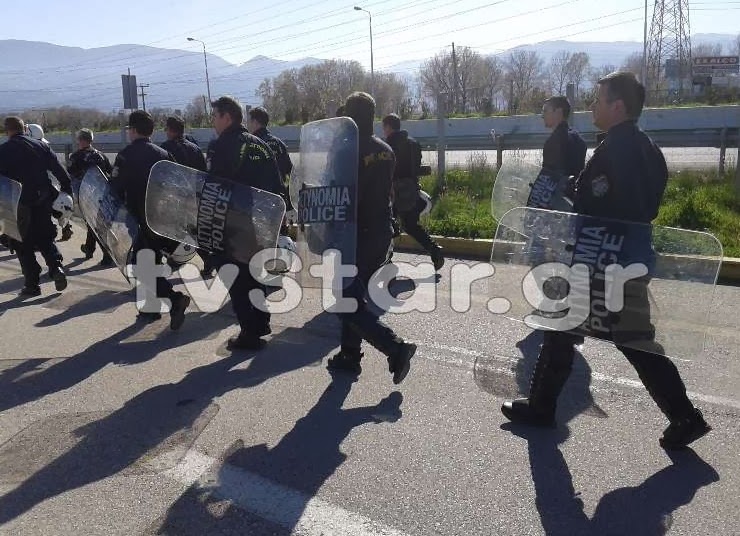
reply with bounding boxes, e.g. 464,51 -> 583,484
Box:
339,232 -> 404,358
227,262 -> 271,337
14,195 -> 62,284
535,275 -> 694,422
397,195 -> 436,254
130,229 -> 179,310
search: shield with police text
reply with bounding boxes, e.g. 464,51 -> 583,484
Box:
491,159 -> 574,221
79,166 -> 139,279
145,160 -> 286,266
488,206 -> 723,361
289,117 -> 358,289
0,175 -> 22,242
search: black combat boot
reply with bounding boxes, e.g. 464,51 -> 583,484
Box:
327,350 -> 364,376
501,334 -> 575,427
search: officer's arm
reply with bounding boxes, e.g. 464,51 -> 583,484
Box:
194,149 -> 207,172
100,153 -> 114,175
605,143 -> 652,221
0,143 -> 10,177
109,154 -> 127,199
46,146 -> 73,194
277,142 -> 293,177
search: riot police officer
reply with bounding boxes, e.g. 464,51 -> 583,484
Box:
0,116 -> 72,296
110,110 -> 190,329
247,106 -> 294,233
161,116 -> 207,172
501,72 -> 710,451
326,92 -> 417,385
68,128 -> 114,266
382,113 -> 444,271
541,96 -> 587,179
207,96 -> 284,350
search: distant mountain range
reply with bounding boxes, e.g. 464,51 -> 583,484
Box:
0,33 -> 735,113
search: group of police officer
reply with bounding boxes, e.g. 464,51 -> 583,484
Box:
0,71 -> 712,449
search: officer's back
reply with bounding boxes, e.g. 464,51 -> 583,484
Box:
111,111 -> 173,223
207,101 -> 281,196
384,124 -> 420,182
246,107 -> 293,180
344,98 -> 395,247
161,116 -> 206,172
0,117 -> 72,203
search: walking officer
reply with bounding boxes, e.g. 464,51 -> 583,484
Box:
500,72 -> 711,451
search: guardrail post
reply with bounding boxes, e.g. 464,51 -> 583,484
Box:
495,134 -> 504,170
735,129 -> 740,196
719,127 -> 727,175
436,93 -> 446,194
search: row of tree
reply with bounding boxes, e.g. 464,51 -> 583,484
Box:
11,36 -> 739,131
255,37 -> 739,123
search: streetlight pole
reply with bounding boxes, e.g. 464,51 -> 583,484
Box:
187,37 -> 212,114
354,6 -> 374,95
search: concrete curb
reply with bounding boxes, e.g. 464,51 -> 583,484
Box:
284,226 -> 739,284
391,234 -> 740,285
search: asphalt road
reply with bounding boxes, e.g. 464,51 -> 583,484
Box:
0,231 -> 738,536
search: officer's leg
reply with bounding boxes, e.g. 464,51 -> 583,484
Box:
31,204 -> 67,291
15,239 -> 43,295
399,198 -> 444,270
329,259 -> 416,384
227,266 -> 270,350
618,345 -> 710,449
501,330 -> 578,426
328,277 -> 367,375
133,234 -> 189,329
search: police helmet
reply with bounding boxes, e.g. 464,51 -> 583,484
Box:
27,124 -> 49,143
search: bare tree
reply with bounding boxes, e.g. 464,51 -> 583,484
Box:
621,52 -> 644,78
506,50 -> 544,112
692,42 -> 724,57
184,95 -> 208,127
565,52 -> 591,98
548,50 -> 572,95
420,49 -> 454,102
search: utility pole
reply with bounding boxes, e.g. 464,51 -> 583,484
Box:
451,42 -> 458,114
646,0 -> 692,103
138,83 -> 150,112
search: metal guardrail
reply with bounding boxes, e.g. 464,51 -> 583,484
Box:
50,127 -> 739,155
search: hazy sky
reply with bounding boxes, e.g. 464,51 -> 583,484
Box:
4,0 -> 739,69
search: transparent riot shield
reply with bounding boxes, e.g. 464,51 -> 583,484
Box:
488,207 -> 723,361
145,161 -> 286,266
79,166 -> 139,280
0,175 -> 22,242
289,117 -> 358,289
491,159 -> 574,222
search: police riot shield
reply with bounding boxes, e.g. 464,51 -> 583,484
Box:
145,161 -> 286,266
491,159 -> 574,221
289,117 -> 358,289
79,166 -> 139,279
0,175 -> 22,242
488,207 -> 723,361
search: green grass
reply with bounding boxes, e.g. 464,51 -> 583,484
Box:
418,157 -> 740,257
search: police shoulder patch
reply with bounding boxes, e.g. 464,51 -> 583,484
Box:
591,174 -> 609,197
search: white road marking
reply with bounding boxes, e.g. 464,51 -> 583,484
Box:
413,340 -> 740,411
162,449 -> 412,536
